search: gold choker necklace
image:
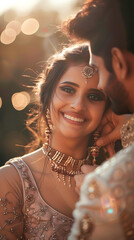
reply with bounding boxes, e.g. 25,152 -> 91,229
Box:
42,145 -> 90,187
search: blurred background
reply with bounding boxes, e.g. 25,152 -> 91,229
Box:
0,0 -> 84,166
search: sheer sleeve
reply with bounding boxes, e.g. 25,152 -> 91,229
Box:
0,163 -> 24,239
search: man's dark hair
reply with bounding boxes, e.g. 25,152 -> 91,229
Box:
63,0 -> 134,72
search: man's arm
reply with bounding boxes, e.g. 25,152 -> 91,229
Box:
69,143 -> 134,240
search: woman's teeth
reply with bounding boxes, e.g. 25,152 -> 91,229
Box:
64,114 -> 84,122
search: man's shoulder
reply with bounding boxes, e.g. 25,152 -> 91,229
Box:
69,144 -> 134,240
95,143 -> 134,180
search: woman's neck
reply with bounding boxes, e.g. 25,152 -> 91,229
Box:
50,133 -> 89,160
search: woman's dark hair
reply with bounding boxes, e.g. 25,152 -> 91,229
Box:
26,43 -> 90,151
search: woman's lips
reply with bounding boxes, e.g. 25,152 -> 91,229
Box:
63,113 -> 85,124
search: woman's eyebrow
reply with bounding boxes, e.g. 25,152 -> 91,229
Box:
60,81 -> 79,87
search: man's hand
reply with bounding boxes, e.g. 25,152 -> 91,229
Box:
74,165 -> 97,194
96,109 -> 131,148
74,111 -> 131,194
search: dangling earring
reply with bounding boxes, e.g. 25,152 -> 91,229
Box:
89,130 -> 100,166
45,108 -> 52,146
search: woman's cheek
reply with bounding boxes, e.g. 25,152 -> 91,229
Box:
92,104 -> 105,126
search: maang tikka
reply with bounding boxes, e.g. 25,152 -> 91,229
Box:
82,65 -> 98,83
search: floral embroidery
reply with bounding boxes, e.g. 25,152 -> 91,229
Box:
0,192 -> 24,239
5,158 -> 73,239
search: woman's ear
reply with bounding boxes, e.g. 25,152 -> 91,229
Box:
111,47 -> 128,81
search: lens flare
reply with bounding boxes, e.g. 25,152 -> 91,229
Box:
0,97 -> 2,108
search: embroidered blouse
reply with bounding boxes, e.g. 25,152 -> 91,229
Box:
0,158 -> 73,240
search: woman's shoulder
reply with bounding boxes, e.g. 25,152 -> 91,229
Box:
0,161 -> 19,180
0,148 -> 44,178
0,147 -> 45,196
21,147 -> 45,170
0,150 -> 42,188
0,159 -> 23,201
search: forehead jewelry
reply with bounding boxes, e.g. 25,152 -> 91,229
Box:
82,65 -> 98,83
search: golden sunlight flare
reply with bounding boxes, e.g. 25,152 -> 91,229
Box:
0,0 -> 40,15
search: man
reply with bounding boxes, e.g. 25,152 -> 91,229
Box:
62,0 -> 134,239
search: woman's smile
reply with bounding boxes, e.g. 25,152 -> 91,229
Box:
63,112 -> 85,125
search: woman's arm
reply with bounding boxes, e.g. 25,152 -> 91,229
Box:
0,164 -> 24,239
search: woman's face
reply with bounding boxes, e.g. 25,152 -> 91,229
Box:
49,64 -> 106,140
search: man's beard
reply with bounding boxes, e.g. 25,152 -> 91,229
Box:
105,73 -> 131,115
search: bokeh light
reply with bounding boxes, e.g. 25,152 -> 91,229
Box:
11,91 -> 30,111
21,18 -> 39,35
6,20 -> 21,35
0,97 -> 2,108
0,28 -> 16,45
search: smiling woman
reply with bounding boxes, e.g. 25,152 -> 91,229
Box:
50,64 -> 106,142
0,43 -> 110,239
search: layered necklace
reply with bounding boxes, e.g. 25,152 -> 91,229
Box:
42,144 -> 91,187
42,128 -> 100,187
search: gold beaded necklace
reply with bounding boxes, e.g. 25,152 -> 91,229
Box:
42,144 -> 90,187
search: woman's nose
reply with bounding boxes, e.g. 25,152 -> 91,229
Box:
70,96 -> 86,111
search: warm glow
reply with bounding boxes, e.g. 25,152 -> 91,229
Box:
0,28 -> 16,45
0,97 -> 2,108
11,91 -> 30,111
0,0 -> 40,15
43,0 -> 77,20
6,20 -> 21,35
48,0 -> 75,9
21,18 -> 39,35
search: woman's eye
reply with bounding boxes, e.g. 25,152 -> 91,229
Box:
60,86 -> 75,94
87,93 -> 103,101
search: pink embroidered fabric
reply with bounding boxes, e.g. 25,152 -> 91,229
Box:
0,158 -> 73,240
